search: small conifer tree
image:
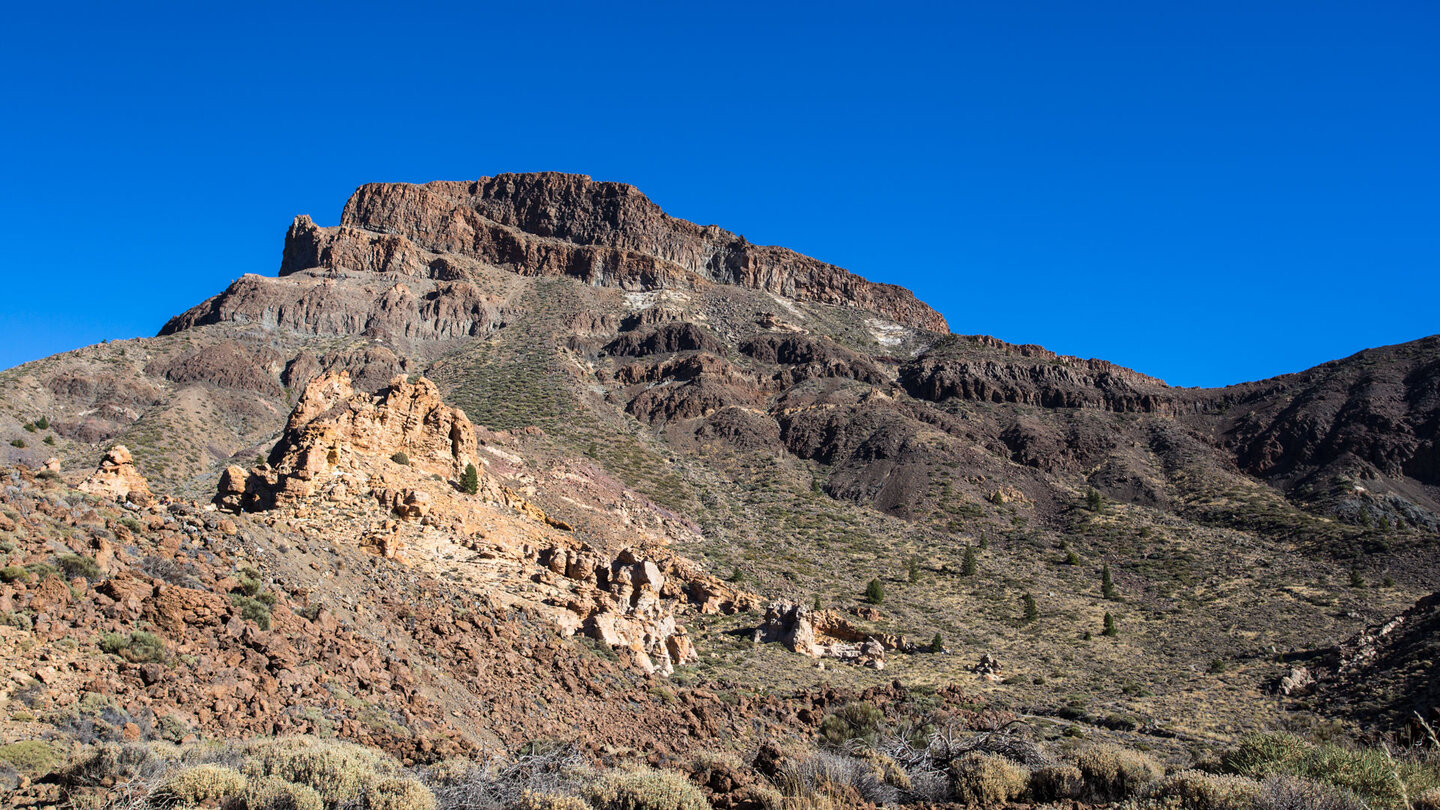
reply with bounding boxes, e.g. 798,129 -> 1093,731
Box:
930,632 -> 944,653
978,531 -> 988,550
460,463 -> 480,495
1022,592 -> 1038,623
1102,563 -> 1118,600
813,595 -> 823,611
864,578 -> 885,604
961,545 -> 978,576
1102,612 -> 1118,636
908,558 -> 920,583
1085,487 -> 1103,511
1348,568 -> 1364,588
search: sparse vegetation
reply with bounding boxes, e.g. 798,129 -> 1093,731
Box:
863,577 -> 885,604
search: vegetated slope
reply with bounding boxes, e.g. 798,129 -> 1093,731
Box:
0,173 -> 1436,749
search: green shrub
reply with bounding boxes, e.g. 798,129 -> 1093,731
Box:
460,463 -> 480,495
10,439 -> 25,448
948,751 -> 1030,805
391,452 -> 410,466
158,764 -> 249,804
34,416 -> 49,430
863,578 -> 884,604
237,774 -> 325,810
1074,744 -> 1164,800
1142,770 -> 1263,810
232,594 -> 274,630
57,553 -> 103,581
99,630 -> 167,663
1102,563 -> 1119,600
25,562 -> 58,581
0,740 -> 61,776
1103,612 -> 1119,636
961,546 -> 978,576
581,766 -> 711,810
818,702 -> 884,747
0,565 -> 31,583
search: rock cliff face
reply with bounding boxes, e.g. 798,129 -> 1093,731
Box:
336,174 -> 949,332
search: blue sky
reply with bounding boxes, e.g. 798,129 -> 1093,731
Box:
1,2 -> 1435,387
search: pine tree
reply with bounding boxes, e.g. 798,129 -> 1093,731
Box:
460,463 -> 480,495
1102,612 -> 1118,636
930,632 -> 944,653
908,558 -> 920,584
961,546 -> 978,577
1101,563 -> 1118,600
977,531 -> 988,550
813,595 -> 823,611
1085,487 -> 1103,512
864,578 -> 885,604
1064,549 -> 1081,566
1348,569 -> 1364,588
1022,593 -> 1038,623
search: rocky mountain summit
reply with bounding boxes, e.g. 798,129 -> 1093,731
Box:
0,173 -> 1437,808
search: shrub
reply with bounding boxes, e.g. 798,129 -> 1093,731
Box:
863,578 -> 884,604
818,702 -> 883,747
948,751 -> 1030,805
391,452 -> 410,466
232,594 -> 274,630
10,439 -> 25,448
1074,744 -> 1164,801
0,740 -> 61,776
0,565 -> 30,583
99,630 -> 167,663
1413,788 -> 1440,810
1257,774 -> 1367,810
581,766 -> 711,810
518,792 -> 590,810
1021,593 -> 1038,622
243,738 -> 394,806
930,632 -> 944,653
238,774 -> 325,810
460,463 -> 480,495
57,553 -> 103,581
1032,764 -> 1084,801
43,435 -> 55,446
158,764 -> 249,805
1142,770 -> 1264,810
367,777 -> 437,810
1102,563 -> 1119,600
1103,612 -> 1119,636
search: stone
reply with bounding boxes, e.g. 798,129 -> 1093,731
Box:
78,445 -> 153,505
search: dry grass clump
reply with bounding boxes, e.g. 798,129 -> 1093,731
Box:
155,764 -> 248,805
240,737 -> 405,807
581,765 -> 711,810
947,750 -> 1030,805
774,749 -> 901,807
1139,770 -> 1263,810
1073,743 -> 1165,801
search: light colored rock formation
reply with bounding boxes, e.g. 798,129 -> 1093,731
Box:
77,445 -> 153,505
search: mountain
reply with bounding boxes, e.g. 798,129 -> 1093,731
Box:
1,173 -> 1436,808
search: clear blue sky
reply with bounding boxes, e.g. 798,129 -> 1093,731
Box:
2,2 -> 1435,387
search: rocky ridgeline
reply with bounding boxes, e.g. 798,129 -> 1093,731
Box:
214,371 -> 759,675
